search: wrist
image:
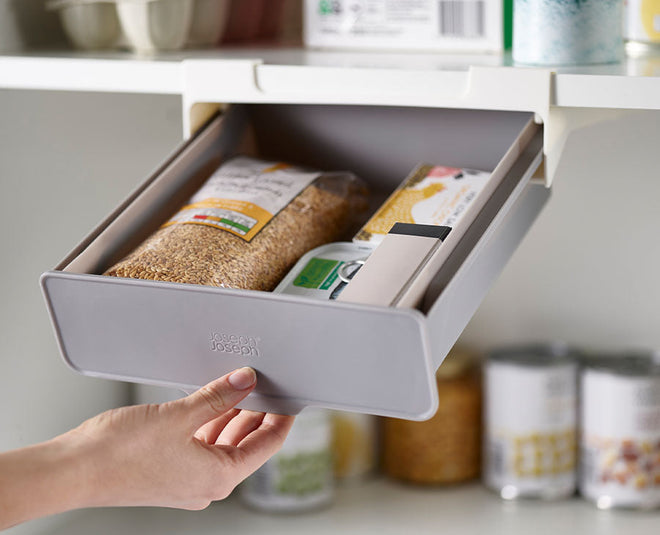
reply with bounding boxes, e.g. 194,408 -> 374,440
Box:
49,429 -> 109,511
0,434 -> 97,529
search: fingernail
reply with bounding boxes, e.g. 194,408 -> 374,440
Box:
228,367 -> 257,390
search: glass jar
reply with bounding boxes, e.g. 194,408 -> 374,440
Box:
331,411 -> 378,483
382,348 -> 482,485
240,408 -> 334,512
625,0 -> 660,55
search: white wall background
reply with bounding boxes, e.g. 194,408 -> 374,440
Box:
462,108 -> 660,354
0,90 -> 659,533
0,90 -> 182,534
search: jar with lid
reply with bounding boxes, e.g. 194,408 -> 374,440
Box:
240,407 -> 334,512
382,347 -> 482,485
331,411 -> 379,483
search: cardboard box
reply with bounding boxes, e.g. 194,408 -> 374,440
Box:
304,0 -> 507,53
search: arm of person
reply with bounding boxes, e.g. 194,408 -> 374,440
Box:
0,367 -> 294,530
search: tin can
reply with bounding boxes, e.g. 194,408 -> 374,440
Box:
579,353 -> 660,510
240,407 -> 334,512
483,344 -> 578,499
513,0 -> 624,65
274,242 -> 373,301
383,348 -> 482,485
625,0 -> 660,56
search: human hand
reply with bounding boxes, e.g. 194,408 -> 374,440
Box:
58,367 -> 294,511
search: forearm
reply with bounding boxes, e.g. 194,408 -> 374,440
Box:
0,435 -> 93,530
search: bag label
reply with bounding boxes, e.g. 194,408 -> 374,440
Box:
163,157 -> 320,242
354,164 -> 490,246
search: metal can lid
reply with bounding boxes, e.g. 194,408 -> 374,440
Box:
582,350 -> 660,377
487,342 -> 578,367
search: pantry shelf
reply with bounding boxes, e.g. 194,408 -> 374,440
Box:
0,51 -> 183,95
42,480 -> 660,535
1,47 -> 660,112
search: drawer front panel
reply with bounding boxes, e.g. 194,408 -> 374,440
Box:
42,273 -> 438,420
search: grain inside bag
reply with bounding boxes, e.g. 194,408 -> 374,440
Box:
105,157 -> 368,291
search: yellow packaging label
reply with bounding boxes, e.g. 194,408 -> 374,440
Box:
163,157 -> 320,242
354,163 -> 490,245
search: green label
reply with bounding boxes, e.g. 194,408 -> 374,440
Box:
293,258 -> 339,289
275,450 -> 332,496
319,0 -> 336,15
220,218 -> 250,233
319,261 -> 342,290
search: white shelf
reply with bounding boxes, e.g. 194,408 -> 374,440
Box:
42,480 -> 660,535
0,51 -> 183,95
1,47 -> 660,111
1,47 -> 658,185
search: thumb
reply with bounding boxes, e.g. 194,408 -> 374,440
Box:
175,367 -> 257,431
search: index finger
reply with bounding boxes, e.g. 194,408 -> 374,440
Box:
175,368 -> 257,431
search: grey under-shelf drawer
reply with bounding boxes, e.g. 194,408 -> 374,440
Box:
41,104 -> 548,421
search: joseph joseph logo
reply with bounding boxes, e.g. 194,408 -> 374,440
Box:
209,332 -> 260,357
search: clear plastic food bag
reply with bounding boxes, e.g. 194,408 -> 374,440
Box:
105,156 -> 369,291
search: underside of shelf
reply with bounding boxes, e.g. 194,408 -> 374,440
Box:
1,47 -> 659,187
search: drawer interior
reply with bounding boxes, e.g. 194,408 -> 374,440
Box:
247,104 -> 534,194
61,103 -> 538,308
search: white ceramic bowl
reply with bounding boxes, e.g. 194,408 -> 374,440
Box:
48,0 -> 122,50
116,0 -> 194,53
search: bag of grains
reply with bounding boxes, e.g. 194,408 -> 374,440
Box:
105,156 -> 368,291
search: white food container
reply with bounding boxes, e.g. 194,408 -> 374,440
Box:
116,0 -> 194,53
48,0 -> 122,50
188,0 -> 231,47
579,354 -> 660,510
483,344 -> 578,500
304,0 -> 504,53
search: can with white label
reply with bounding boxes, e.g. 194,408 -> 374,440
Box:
579,353 -> 660,510
240,408 -> 334,512
483,344 -> 578,499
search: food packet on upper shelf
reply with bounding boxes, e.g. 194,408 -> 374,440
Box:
105,156 -> 369,291
353,163 -> 491,246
